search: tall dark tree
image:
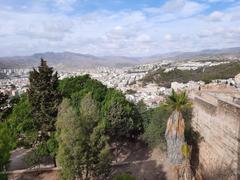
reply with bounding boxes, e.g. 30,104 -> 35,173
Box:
28,59 -> 61,141
0,92 -> 10,122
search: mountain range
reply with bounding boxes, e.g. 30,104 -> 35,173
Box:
0,47 -> 240,70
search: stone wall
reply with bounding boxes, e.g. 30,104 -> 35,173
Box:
191,92 -> 240,178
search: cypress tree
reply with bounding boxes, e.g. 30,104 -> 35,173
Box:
28,59 -> 61,141
0,92 -> 9,122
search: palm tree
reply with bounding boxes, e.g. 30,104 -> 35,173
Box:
164,90 -> 192,179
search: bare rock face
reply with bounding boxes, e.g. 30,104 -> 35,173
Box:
165,110 -> 185,165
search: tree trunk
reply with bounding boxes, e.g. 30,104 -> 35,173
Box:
53,157 -> 57,167
165,110 -> 193,179
165,110 -> 185,165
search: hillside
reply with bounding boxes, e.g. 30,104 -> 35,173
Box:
0,52 -> 138,70
0,47 -> 240,70
142,61 -> 240,87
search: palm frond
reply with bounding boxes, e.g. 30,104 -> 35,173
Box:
165,90 -> 191,112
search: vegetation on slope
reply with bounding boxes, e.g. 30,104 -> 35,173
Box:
1,59 -> 202,179
142,61 -> 240,87
4,60 -> 144,179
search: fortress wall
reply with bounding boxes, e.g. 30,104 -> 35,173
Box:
192,94 -> 240,177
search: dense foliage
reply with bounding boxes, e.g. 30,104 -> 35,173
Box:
142,105 -> 170,149
113,173 -> 136,180
142,61 -> 240,87
0,93 -> 10,122
59,75 -> 143,140
102,89 -> 143,141
3,59 -> 182,179
28,59 -> 61,141
57,97 -> 111,179
0,123 -> 15,177
57,74 -> 143,179
58,74 -> 108,103
7,95 -> 35,146
0,92 -> 17,178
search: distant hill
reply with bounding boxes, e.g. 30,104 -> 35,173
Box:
142,47 -> 240,63
0,47 -> 240,70
0,52 -> 140,70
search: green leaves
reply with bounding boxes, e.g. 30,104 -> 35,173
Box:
0,123 -> 14,172
102,89 -> 141,140
28,59 -> 61,142
57,96 -> 111,179
142,105 -> 170,148
113,173 -> 136,180
165,90 -> 191,112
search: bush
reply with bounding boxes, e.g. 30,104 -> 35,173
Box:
113,173 -> 136,180
0,123 -> 14,173
24,143 -> 49,167
0,173 -> 8,180
142,105 -> 170,149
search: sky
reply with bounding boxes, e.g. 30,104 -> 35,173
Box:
0,0 -> 240,57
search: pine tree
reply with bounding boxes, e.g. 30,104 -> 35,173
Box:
28,59 -> 61,141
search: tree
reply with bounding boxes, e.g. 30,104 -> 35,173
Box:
56,99 -> 78,179
142,105 -> 170,149
0,92 -> 10,122
102,89 -> 142,140
0,123 -> 14,177
102,89 -> 143,162
7,94 -> 36,147
57,95 -> 111,180
164,90 -> 192,179
28,59 -> 61,141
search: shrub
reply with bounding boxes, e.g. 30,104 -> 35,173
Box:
142,105 -> 170,149
113,172 -> 136,180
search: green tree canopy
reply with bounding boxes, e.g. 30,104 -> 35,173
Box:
57,95 -> 111,180
0,92 -> 11,122
0,123 -> 14,173
102,89 -> 142,140
28,59 -> 61,141
7,94 -> 36,146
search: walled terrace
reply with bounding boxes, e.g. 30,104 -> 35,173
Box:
190,85 -> 240,178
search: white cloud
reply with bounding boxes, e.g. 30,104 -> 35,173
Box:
0,1 -> 239,56
208,11 -> 225,21
207,0 -> 235,3
164,33 -> 173,41
144,0 -> 208,21
53,0 -> 79,11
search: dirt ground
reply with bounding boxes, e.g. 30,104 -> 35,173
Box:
111,140 -> 174,180
8,141 -> 174,180
8,170 -> 59,180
